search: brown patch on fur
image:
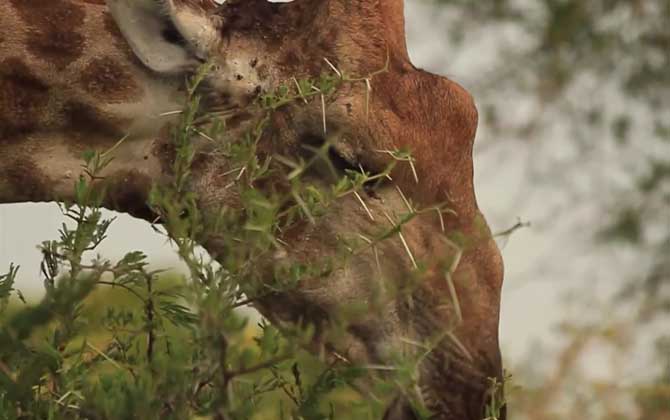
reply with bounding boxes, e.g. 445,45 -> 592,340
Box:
318,26 -> 339,57
152,127 -> 177,175
217,0 -> 318,46
173,0 -> 217,10
104,170 -> 155,220
0,57 -> 49,140
226,111 -> 253,130
62,101 -> 128,147
10,0 -> 85,27
11,0 -> 86,69
274,21 -> 338,77
0,155 -> 51,201
26,30 -> 85,70
79,57 -> 143,103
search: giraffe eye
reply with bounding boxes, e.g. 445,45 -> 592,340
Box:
161,25 -> 185,45
299,135 -> 383,194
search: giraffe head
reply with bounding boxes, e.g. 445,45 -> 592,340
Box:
109,0 -> 480,211
0,1 -> 505,418
108,2 -> 504,417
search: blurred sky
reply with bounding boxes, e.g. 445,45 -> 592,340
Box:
0,0 -> 659,379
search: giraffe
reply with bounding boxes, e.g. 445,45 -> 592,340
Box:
0,1 -> 506,418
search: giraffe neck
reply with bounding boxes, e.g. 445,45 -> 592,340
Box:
0,0 -> 185,148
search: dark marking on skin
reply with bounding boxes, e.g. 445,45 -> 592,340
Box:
277,40 -> 326,77
162,25 -> 186,45
10,0 -> 85,27
79,57 -> 143,103
190,150 -> 210,174
226,111 -> 252,130
217,0 -> 319,47
0,57 -> 49,141
62,101 -> 128,147
152,127 -> 177,175
11,0 -> 86,68
0,155 -> 50,201
278,49 -> 299,70
255,63 -> 270,80
320,27 -> 339,53
104,170 -> 155,220
218,0 -> 280,39
27,30 -> 85,70
172,0 -> 216,9
215,91 -> 232,106
249,58 -> 258,68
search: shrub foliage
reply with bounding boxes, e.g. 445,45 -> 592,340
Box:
0,64 -> 451,420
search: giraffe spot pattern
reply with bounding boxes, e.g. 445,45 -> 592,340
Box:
10,0 -> 86,69
79,57 -> 143,103
105,170 -> 155,220
26,31 -> 85,71
62,101 -> 128,145
0,155 -> 50,201
0,57 -> 49,141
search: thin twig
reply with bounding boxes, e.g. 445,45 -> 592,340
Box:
195,129 -> 216,143
321,93 -> 327,134
494,218 -> 531,238
100,134 -> 129,160
365,78 -> 372,120
157,110 -> 183,117
323,57 -> 342,78
145,274 -> 155,363
358,234 -> 382,275
395,185 -> 414,213
86,342 -> 123,370
97,280 -> 146,302
292,77 -> 308,104
445,331 -> 473,362
225,355 -> 291,378
292,190 -> 316,225
382,210 -> 418,269
435,208 -> 446,232
353,191 -> 375,221
444,273 -> 463,325
0,360 -> 15,382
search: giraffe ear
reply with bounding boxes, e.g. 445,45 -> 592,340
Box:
107,0 -> 219,74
